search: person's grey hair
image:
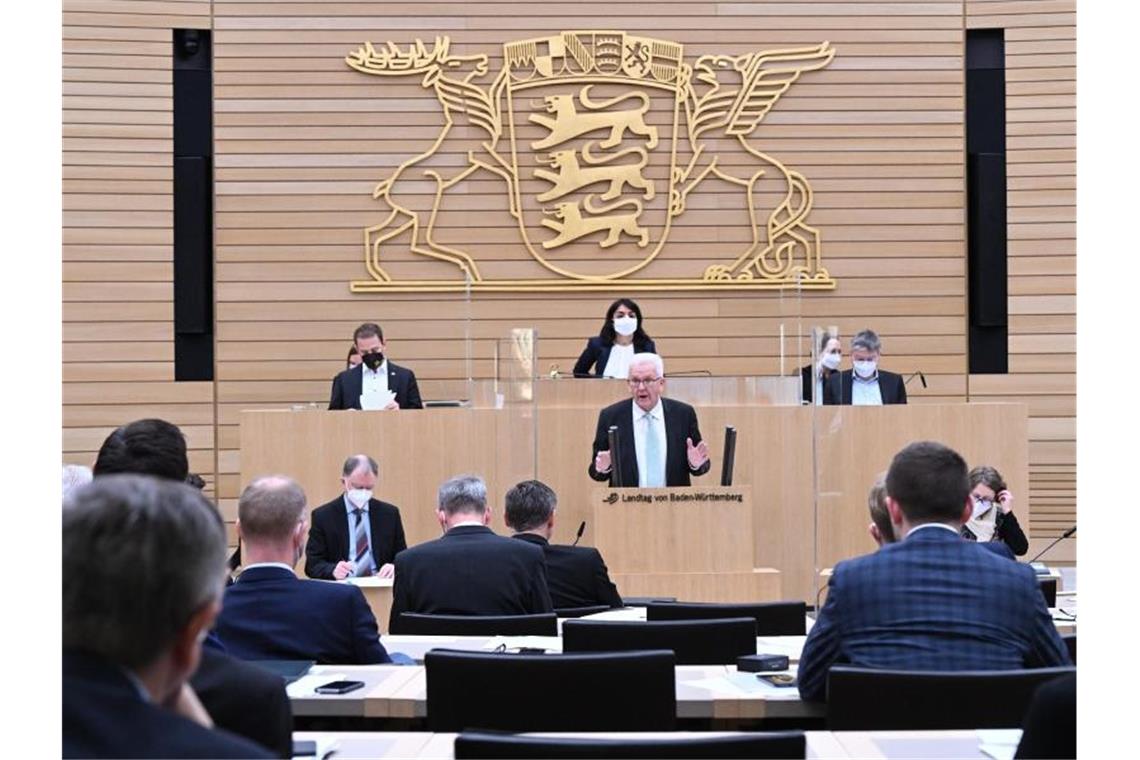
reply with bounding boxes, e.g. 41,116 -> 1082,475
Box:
342,454 -> 379,478
238,475 -> 307,542
505,480 -> 558,532
62,464 -> 93,504
628,352 -> 665,379
850,329 -> 882,354
438,474 -> 488,516
62,475 -> 226,669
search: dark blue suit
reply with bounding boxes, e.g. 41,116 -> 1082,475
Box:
572,335 -> 657,377
63,650 -> 273,759
797,526 -> 1071,702
216,565 -> 391,664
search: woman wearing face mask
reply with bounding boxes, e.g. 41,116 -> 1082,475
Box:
346,345 -> 362,370
961,465 -> 1028,556
802,332 -> 841,405
572,298 -> 656,378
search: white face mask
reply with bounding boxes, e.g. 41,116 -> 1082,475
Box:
853,360 -> 877,379
820,352 -> 841,371
613,316 -> 638,337
346,488 -> 372,507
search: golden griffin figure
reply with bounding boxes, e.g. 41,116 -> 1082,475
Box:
344,32 -> 836,292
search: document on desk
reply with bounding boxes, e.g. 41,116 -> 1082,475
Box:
344,576 -> 394,589
977,729 -> 1022,760
360,389 -> 396,410
686,672 -> 801,701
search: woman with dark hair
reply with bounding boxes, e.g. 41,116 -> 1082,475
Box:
962,465 -> 1029,556
572,298 -> 656,378
346,345 -> 362,370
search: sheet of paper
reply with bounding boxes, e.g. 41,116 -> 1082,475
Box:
360,388 -> 396,410
286,672 -> 346,698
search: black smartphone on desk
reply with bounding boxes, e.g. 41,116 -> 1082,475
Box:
314,679 -> 365,694
758,673 -> 797,688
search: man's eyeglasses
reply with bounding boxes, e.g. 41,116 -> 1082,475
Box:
628,378 -> 661,388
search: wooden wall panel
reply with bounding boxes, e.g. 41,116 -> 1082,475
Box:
62,1 -> 217,497
966,0 -> 1075,549
63,2 -> 1076,558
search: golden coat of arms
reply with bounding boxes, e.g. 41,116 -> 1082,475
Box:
345,32 -> 836,292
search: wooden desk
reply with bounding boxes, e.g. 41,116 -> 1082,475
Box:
345,577 -> 393,629
243,402 -> 1028,603
832,729 -> 1022,760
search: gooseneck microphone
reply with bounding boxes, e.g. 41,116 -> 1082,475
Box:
572,521 -> 586,546
1028,525 -> 1076,564
904,371 -> 927,388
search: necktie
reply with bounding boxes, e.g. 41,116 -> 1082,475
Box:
352,508 -> 372,577
644,412 -> 665,487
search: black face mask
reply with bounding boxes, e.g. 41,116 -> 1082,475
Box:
362,352 -> 385,371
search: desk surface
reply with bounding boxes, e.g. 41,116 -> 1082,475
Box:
292,729 -> 1023,760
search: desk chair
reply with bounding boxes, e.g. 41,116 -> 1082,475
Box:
826,665 -> 1077,730
646,601 -> 806,635
454,730 -> 806,758
1062,633 -> 1076,664
562,618 -> 756,665
554,605 -> 612,618
425,650 -> 676,732
393,612 -> 557,636
1038,578 -> 1058,607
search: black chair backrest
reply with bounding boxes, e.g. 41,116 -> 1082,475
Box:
621,596 -> 676,605
1062,633 -> 1076,664
454,730 -> 806,759
562,618 -> 757,665
1038,578 -> 1058,607
554,605 -> 612,618
425,649 -> 676,732
646,601 -> 806,635
394,612 -> 557,636
827,666 -> 1077,730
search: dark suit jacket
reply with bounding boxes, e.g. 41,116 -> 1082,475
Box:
389,525 -> 553,630
328,361 -> 423,410
588,397 -> 711,487
190,648 -> 292,759
216,565 -> 391,664
822,368 -> 908,405
304,495 -> 407,579
801,364 -> 840,405
797,526 -> 1072,702
572,335 -> 657,377
512,533 -> 623,609
63,650 -> 273,759
1015,672 -> 1076,759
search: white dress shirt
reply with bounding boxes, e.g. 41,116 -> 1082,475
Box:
360,360 -> 391,409
602,343 -> 636,379
852,371 -> 883,406
632,398 -> 667,487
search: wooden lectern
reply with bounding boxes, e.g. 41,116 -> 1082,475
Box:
590,486 -> 782,602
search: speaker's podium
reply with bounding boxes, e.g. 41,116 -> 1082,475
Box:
590,485 -> 782,602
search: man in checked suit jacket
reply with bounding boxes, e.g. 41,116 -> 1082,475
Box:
305,454 -> 407,580
588,353 -> 711,487
389,475 -> 553,632
505,479 -> 623,609
329,322 -> 423,410
217,476 -> 395,664
797,441 -> 1071,703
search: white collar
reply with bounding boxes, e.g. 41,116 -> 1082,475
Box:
904,523 -> 960,538
449,519 -> 487,530
633,398 -> 663,420
242,561 -> 297,574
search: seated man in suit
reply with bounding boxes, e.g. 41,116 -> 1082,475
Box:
304,454 -> 406,580
588,352 -> 711,487
216,475 -> 396,664
797,441 -> 1071,702
505,479 -> 623,609
389,475 -> 553,630
329,322 -> 423,410
92,418 -> 292,757
823,328 -> 908,405
64,475 -> 273,759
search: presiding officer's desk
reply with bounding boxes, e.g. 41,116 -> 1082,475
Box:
290,730 -> 1023,760
243,385 -> 1028,603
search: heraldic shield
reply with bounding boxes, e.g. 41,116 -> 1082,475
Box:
504,32 -> 683,281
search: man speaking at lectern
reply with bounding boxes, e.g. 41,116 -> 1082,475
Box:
588,353 -> 711,487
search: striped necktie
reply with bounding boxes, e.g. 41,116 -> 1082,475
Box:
351,508 -> 372,577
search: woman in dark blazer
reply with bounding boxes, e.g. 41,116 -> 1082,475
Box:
961,465 -> 1029,556
572,298 -> 656,377
801,331 -> 842,404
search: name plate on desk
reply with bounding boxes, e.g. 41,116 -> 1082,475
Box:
599,489 -> 747,505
